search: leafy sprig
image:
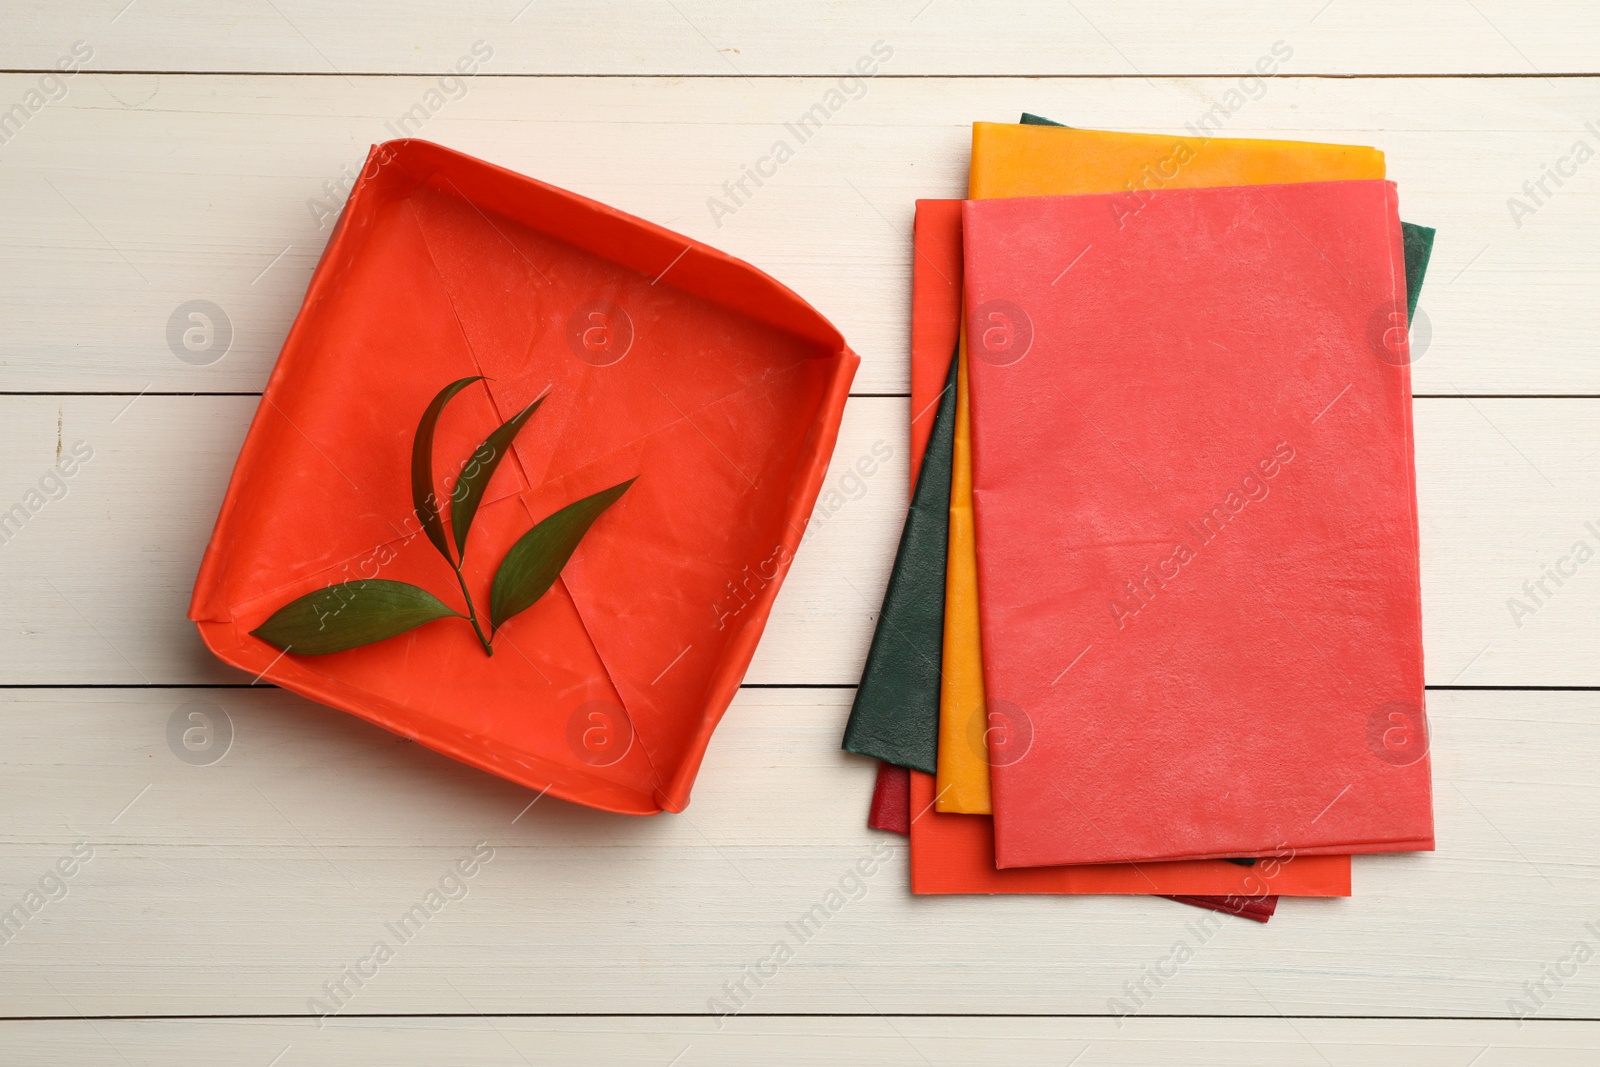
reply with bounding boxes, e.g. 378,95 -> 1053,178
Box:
252,378 -> 633,657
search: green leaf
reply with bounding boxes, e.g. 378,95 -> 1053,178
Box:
490,479 -> 635,630
451,395 -> 546,559
412,376 -> 484,563
250,580 -> 459,655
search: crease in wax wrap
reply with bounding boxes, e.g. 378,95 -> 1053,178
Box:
964,179 -> 1432,867
189,139 -> 858,815
939,121 -> 1392,815
900,192 -> 1351,905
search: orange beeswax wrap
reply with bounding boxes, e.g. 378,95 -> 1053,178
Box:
935,331 -> 987,812
910,771 -> 1350,897
934,122 -> 1386,813
910,201 -> 965,478
867,199 -> 968,830
189,139 -> 858,815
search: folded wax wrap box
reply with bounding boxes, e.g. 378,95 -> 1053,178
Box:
190,140 -> 858,815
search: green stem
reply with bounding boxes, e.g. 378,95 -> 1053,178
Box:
450,561 -> 494,657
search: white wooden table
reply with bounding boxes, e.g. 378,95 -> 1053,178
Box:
2,3 -> 1598,1062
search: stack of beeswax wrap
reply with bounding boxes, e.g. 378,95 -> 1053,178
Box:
847,116 -> 1436,922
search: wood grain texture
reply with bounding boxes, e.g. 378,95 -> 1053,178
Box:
0,686 -> 1594,1019
5,1 -> 1599,76
1,1017 -> 1596,1066
2,6 -> 1597,1055
0,395 -> 1596,686
0,74 -> 1596,394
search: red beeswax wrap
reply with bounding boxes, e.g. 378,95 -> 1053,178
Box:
190,140 -> 858,815
965,181 -> 1432,867
896,198 -> 1337,910
868,763 -> 912,835
1169,894 -> 1278,923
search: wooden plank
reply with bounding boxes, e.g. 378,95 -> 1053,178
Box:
1,1016 -> 1597,1066
0,686 -> 1595,1018
1415,398 -> 1600,686
0,393 -> 904,687
0,74 -> 1596,395
1,395 -> 1597,686
6,1 -> 1600,76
